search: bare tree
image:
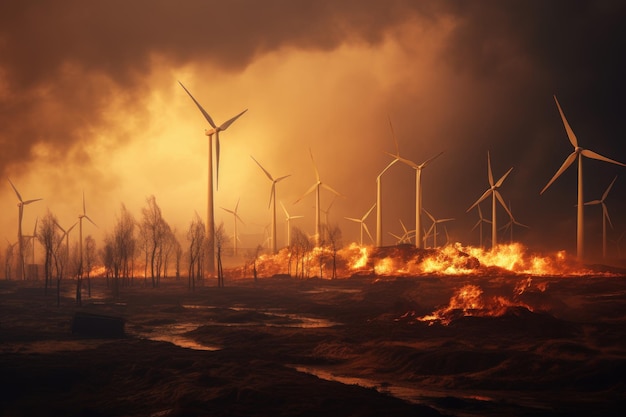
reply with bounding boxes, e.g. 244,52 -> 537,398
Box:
37,210 -> 62,299
4,242 -> 16,280
215,222 -> 230,288
174,235 -> 183,281
291,227 -> 312,279
141,196 -> 168,288
325,224 -> 343,279
187,213 -> 205,291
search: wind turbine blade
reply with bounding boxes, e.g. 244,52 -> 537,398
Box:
553,95 -> 578,148
53,220 -> 66,234
471,219 -> 481,232
540,151 -> 577,194
84,215 -> 98,228
363,203 -> 376,221
344,217 -> 360,223
387,115 -> 400,156
22,198 -> 42,205
309,149 -> 320,182
268,184 -> 276,209
422,208 -> 435,222
275,174 -> 291,183
420,151 -> 444,168
67,222 -> 78,234
495,191 -> 513,219
514,220 -> 530,229
235,214 -> 245,226
321,183 -> 341,196
378,157 -> 398,178
581,149 -> 626,167
8,178 -> 23,202
602,176 -> 618,201
389,232 -> 402,241
291,216 -> 304,220
495,167 -> 513,188
294,183 -> 317,204
178,81 -> 217,128
280,201 -> 289,218
584,200 -> 601,206
437,218 -> 455,224
33,218 -> 38,234
82,191 -> 86,215
363,223 -> 374,243
487,151 -> 494,187
235,198 -> 240,213
467,189 -> 492,212
399,219 -> 408,234
221,207 -> 235,215
251,155 -> 274,181
387,152 -> 418,169
219,109 -> 248,131
603,204 -> 613,229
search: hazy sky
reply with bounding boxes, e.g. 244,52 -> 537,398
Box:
1,0 -> 625,260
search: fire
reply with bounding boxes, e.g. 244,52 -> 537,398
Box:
418,284 -> 532,325
224,241 -> 613,280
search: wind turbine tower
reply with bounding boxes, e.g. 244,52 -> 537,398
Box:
251,156 -> 290,254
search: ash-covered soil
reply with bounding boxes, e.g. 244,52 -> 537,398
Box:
1,273 -> 625,417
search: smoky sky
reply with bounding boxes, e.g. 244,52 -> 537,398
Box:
1,0 -> 625,257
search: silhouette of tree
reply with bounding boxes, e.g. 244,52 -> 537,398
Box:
140,196 -> 168,287
187,213 -> 205,291
325,224 -> 343,279
215,222 -> 229,288
36,210 -> 62,302
84,235 -> 96,297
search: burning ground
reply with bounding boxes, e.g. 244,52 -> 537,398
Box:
2,249 -> 626,417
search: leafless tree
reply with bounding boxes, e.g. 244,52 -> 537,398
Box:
100,238 -> 114,289
291,227 -> 313,279
187,213 -> 205,291
37,210 -> 62,299
4,242 -> 16,280
140,196 -> 168,288
325,224 -> 343,279
215,221 -> 230,288
174,235 -> 183,281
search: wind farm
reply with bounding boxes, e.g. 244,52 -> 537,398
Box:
1,3 -> 626,417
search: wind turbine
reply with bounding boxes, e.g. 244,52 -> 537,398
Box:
499,201 -> 529,244
78,192 -> 97,277
467,151 -> 513,250
294,149 -> 341,246
422,208 -> 454,248
221,199 -> 245,257
541,95 -> 626,259
345,203 -> 376,245
179,81 -> 248,274
471,204 -> 492,248
250,156 -> 290,254
584,176 -> 617,259
8,179 -> 42,280
388,219 -> 415,245
281,201 -> 303,247
386,118 -> 443,249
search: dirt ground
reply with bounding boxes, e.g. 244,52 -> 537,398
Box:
1,272 -> 625,417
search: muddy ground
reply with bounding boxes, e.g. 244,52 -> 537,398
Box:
1,272 -> 625,416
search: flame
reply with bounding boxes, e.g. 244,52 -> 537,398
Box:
417,284 -> 532,325
223,241 -> 617,280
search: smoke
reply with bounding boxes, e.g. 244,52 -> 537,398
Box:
1,0 -> 625,258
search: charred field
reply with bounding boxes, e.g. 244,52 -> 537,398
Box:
1,269 -> 625,417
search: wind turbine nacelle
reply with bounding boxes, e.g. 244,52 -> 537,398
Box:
204,128 -> 217,136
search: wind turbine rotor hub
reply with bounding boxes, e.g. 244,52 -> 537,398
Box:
575,147 -> 583,154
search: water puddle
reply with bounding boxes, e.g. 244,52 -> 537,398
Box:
293,366 -> 555,417
129,322 -> 220,351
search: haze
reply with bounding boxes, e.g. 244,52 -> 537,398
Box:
1,0 -> 625,261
